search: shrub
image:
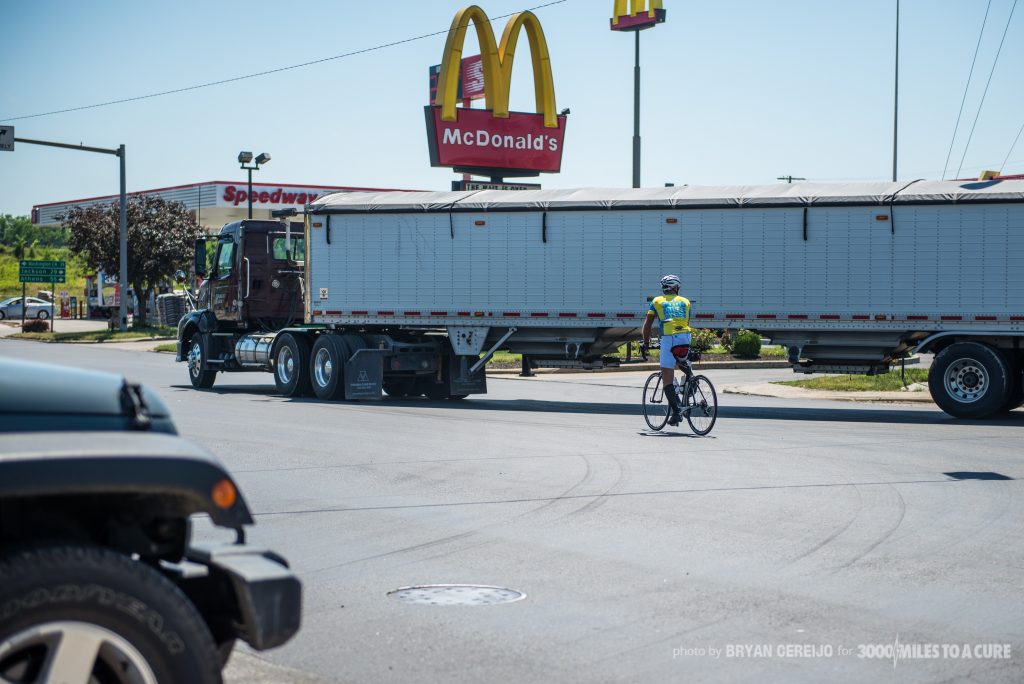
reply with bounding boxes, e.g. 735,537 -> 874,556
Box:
691,328 -> 716,353
22,319 -> 50,333
732,330 -> 762,358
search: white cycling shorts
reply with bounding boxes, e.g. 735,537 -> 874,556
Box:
659,332 -> 693,368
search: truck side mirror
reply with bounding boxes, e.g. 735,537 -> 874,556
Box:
194,238 -> 208,278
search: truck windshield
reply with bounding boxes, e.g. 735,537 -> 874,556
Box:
272,237 -> 305,261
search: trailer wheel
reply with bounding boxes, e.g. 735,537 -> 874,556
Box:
187,333 -> 217,389
0,545 -> 220,684
929,342 -> 1011,419
310,335 -> 347,401
274,333 -> 312,398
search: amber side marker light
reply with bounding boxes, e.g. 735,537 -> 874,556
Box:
474,220 -> 487,226
875,215 -> 889,221
666,218 -> 678,224
212,479 -> 237,509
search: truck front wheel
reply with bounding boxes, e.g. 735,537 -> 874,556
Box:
187,333 -> 217,389
929,342 -> 1011,419
274,333 -> 312,398
0,545 -> 221,684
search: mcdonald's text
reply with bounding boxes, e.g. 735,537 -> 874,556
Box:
425,106 -> 567,173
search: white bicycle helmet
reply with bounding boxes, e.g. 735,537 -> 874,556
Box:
660,274 -> 681,294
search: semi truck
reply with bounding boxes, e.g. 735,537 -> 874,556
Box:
177,179 -> 1024,419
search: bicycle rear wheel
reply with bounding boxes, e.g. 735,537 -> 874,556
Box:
643,372 -> 670,431
684,375 -> 718,436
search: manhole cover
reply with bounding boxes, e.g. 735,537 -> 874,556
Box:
388,584 -> 526,606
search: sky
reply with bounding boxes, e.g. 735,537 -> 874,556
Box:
1,0 -> 1022,217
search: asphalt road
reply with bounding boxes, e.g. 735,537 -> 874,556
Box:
2,339 -> 1022,683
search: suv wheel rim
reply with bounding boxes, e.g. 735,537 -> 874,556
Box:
187,341 -> 203,378
313,347 -> 333,387
277,347 -> 295,384
945,358 -> 988,403
0,620 -> 158,684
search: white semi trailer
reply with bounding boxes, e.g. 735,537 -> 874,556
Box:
178,180 -> 1024,418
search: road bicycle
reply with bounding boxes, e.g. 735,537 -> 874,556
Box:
641,343 -> 718,435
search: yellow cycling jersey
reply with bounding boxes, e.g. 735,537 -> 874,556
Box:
649,295 -> 692,335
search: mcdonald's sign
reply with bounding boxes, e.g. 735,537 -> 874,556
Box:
610,0 -> 666,31
424,5 -> 567,175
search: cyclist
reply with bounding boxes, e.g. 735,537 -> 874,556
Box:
641,275 -> 692,426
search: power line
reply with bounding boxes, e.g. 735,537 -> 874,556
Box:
955,0 -> 1018,179
941,0 -> 992,180
1000,121 -> 1024,174
0,0 -> 569,123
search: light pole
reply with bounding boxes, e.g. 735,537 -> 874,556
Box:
610,2 -> 666,189
238,151 -> 271,219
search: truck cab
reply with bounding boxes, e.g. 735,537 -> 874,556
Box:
197,220 -> 305,328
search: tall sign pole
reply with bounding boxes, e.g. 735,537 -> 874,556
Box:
633,31 -> 642,188
892,0 -> 899,182
611,1 -> 666,189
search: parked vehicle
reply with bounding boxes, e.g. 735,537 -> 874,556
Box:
0,296 -> 55,320
0,358 -> 301,683
176,181 -> 1024,418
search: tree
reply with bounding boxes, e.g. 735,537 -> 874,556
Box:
62,197 -> 200,325
0,214 -> 69,248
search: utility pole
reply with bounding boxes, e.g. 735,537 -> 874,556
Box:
777,175 -> 806,184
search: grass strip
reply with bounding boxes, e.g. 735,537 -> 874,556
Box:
10,325 -> 177,343
775,367 -> 930,391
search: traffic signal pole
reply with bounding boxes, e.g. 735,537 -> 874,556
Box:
14,137 -> 129,331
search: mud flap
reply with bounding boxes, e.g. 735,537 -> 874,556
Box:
344,349 -> 385,400
449,353 -> 487,396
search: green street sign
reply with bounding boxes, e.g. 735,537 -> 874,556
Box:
19,259 -> 66,283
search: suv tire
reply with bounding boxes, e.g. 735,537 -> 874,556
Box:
0,545 -> 221,684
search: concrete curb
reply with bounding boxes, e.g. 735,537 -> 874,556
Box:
722,381 -> 935,404
488,359 -> 790,375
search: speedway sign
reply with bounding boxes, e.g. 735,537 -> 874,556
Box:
425,5 -> 567,175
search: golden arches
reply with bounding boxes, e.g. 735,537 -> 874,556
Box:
434,5 -> 558,129
612,0 -> 663,25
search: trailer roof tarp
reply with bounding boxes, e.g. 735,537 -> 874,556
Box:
309,180 -> 1024,214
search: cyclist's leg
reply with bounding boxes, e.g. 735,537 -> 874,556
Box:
660,335 -> 684,423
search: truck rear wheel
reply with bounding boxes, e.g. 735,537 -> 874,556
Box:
310,335 -> 348,400
999,356 -> 1024,412
0,545 -> 220,684
274,333 -> 312,398
929,342 -> 1011,419
187,333 -> 217,389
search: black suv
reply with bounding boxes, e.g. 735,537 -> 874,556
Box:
0,358 -> 301,683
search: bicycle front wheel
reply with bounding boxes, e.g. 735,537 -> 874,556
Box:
642,372 -> 670,431
685,375 -> 718,436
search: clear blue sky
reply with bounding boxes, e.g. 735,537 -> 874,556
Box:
2,0 -> 1022,216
